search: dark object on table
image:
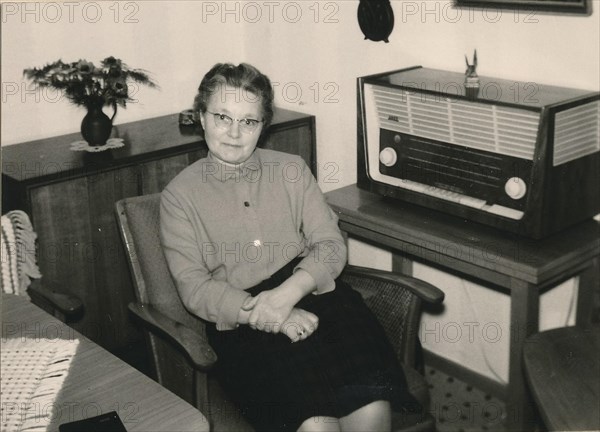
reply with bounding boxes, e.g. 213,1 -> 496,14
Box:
59,411 -> 127,432
115,193 -> 445,432
358,0 -> 394,43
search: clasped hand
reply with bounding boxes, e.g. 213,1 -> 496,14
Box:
242,290 -> 319,343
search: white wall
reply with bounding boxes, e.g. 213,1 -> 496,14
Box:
1,1 -> 250,145
2,0 -> 598,382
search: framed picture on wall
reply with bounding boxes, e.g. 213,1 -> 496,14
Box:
455,0 -> 591,14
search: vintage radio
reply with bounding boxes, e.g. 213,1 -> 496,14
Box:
357,66 -> 600,238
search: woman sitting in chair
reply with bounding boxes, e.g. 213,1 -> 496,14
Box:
160,62 -> 418,432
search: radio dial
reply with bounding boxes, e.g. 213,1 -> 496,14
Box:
379,147 -> 398,167
505,177 -> 527,200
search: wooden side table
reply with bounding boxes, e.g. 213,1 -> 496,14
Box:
325,184 -> 600,431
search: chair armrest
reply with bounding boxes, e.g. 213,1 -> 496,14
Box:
343,265 -> 445,304
27,279 -> 84,318
128,302 -> 217,371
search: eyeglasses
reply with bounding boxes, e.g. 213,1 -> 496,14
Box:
206,111 -> 263,134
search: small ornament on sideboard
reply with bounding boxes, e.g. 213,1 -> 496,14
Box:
178,109 -> 197,126
23,57 -> 158,147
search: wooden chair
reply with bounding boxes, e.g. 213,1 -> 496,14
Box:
116,193 -> 445,432
1,210 -> 82,322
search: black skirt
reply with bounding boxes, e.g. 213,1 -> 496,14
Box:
206,260 -> 419,432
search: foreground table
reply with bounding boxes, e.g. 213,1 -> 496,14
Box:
325,184 -> 600,431
523,326 -> 600,431
1,294 -> 209,432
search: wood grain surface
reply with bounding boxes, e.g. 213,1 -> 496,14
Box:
1,294 -> 209,432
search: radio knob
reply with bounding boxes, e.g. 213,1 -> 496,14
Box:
504,177 -> 527,200
379,147 -> 398,167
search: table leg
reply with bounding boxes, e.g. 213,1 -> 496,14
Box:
392,253 -> 413,276
505,278 -> 539,431
576,256 -> 600,326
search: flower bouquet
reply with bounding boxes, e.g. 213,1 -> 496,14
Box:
23,56 -> 157,146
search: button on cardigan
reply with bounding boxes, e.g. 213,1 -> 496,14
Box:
160,148 -> 348,331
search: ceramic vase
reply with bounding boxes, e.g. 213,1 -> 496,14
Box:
81,101 -> 114,146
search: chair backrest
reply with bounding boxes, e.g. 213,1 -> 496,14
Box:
1,210 -> 42,299
340,271 -> 422,368
115,194 -> 203,334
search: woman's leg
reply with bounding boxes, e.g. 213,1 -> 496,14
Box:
338,400 -> 392,432
297,417 -> 341,432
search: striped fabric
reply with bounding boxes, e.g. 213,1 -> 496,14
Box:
1,211 -> 42,299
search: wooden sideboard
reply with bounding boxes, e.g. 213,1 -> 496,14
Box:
2,109 -> 316,356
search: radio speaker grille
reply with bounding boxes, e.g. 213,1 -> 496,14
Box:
553,100 -> 600,166
372,86 -> 539,160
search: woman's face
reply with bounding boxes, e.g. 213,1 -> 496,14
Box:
200,84 -> 264,165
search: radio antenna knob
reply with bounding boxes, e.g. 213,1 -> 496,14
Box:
505,177 -> 527,200
379,147 -> 398,167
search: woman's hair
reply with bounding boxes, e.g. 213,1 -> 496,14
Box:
194,63 -> 274,130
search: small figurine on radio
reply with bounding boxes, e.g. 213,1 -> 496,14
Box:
464,50 -> 480,88
464,50 -> 480,98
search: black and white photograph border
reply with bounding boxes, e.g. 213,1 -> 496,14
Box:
2,1 -> 599,432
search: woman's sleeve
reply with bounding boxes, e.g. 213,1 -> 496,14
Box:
293,160 -> 348,294
159,189 -> 250,330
